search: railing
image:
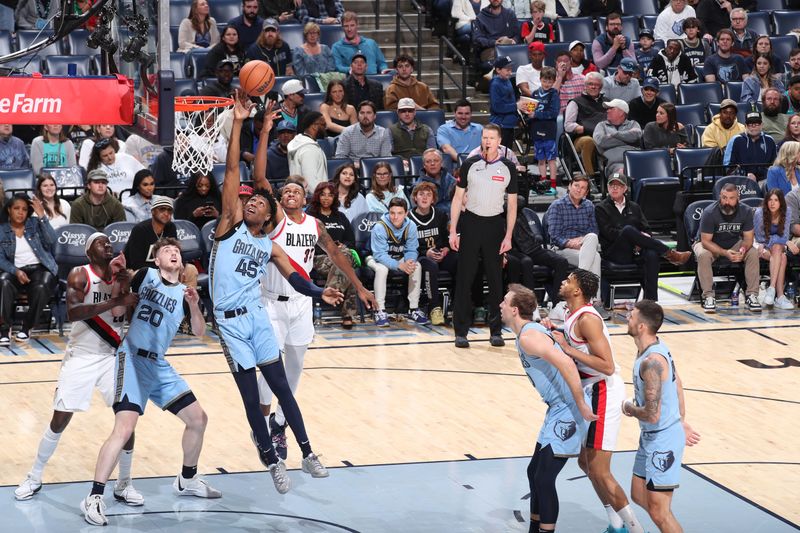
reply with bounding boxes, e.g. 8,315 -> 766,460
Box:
374,0 -> 381,29
437,36 -> 467,103
395,0 -> 423,75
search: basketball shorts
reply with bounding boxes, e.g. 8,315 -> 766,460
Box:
215,303 -> 280,372
113,342 -> 192,415
53,349 -> 116,412
633,422 -> 685,491
263,292 -> 314,347
538,400 -> 588,458
583,372 -> 625,451
534,139 -> 557,161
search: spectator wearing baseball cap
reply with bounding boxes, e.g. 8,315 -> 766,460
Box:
245,19 -> 294,76
269,79 -> 308,144
489,56 -> 518,148
591,13 -> 636,71
516,41 -> 546,98
384,54 -> 440,111
199,58 -> 237,98
69,169 -> 126,231
389,98 -> 436,160
593,99 -> 643,177
568,40 -> 599,77
628,77 -> 667,129
702,98 -> 745,149
602,57 -> 641,102
724,111 -> 778,182
649,39 -> 698,90
344,52 -> 385,112
635,28 -> 658,74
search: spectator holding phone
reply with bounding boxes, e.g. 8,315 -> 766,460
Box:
174,173 -> 222,228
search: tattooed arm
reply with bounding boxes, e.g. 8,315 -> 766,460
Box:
625,354 -> 666,424
316,219 -> 377,310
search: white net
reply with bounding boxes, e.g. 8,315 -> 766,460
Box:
172,98 -> 233,176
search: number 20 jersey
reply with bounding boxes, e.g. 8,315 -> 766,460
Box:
210,220 -> 273,313
125,268 -> 188,358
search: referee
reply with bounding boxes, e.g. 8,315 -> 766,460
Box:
449,123 -> 518,348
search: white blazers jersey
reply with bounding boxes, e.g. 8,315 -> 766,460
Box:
68,265 -> 125,355
261,212 -> 319,297
564,304 -> 620,384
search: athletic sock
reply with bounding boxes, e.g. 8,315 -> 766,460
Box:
605,504 -> 624,528
260,446 -> 279,465
30,427 -> 62,480
299,440 -> 313,458
618,505 -> 645,533
181,465 -> 198,480
117,449 -> 134,482
528,519 -> 540,533
90,481 -> 106,496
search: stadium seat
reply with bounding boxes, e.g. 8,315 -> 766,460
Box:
44,55 -> 92,76
317,137 -> 336,158
304,76 -> 321,93
621,0 -> 658,15
640,15 -> 658,31
201,219 -> 218,258
169,1 -> 190,26
168,52 -> 187,78
693,125 -> 706,147
683,199 -> 714,245
210,162 -> 249,187
633,177 -> 681,231
674,103 -> 706,127
369,74 -> 394,91
174,220 -> 204,262
657,84 -> 677,104
741,197 -> 764,209
772,10 -> 800,35
303,92 -> 325,112
16,30 -> 62,57
679,82 -> 723,106
375,110 -> 398,130
747,11 -> 772,35
103,222 -> 136,255
319,25 -> 344,48
360,156 -> 406,182
712,176 -> 762,200
757,0 -> 785,10
725,81 -> 743,102
0,30 -> 11,56
54,224 -> 97,275
543,42 -> 569,60
185,48 -> 210,79
174,78 -> 199,96
0,169 -> 35,197
495,44 -> 530,70
597,16 -> 640,42
624,149 -> 673,181
675,147 -> 716,182
279,25 -> 304,50
415,110 -> 446,133
208,0 -> 240,24
770,35 -> 798,63
556,17 -> 596,44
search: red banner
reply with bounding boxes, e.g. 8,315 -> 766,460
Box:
0,74 -> 135,125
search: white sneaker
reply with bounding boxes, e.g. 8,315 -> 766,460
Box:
80,494 -> 107,526
268,460 -> 291,494
173,474 -> 222,498
548,301 -> 568,321
764,286 -> 776,306
14,474 -> 42,501
775,295 -> 795,310
301,453 -> 329,478
113,479 -> 144,506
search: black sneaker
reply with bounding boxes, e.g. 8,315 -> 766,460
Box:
454,336 -> 470,348
489,335 -> 505,347
746,294 -> 762,313
269,413 -> 288,461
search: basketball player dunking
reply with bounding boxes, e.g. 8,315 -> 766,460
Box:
501,283 -> 596,533
16,234 -> 141,504
545,269 -> 645,533
209,92 -> 343,494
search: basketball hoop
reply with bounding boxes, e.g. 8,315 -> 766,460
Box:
172,96 -> 234,176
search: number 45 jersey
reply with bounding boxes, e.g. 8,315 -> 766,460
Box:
210,220 -> 273,314
126,268 -> 190,357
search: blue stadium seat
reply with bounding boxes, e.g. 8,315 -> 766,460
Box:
712,175 -> 762,200
200,219 -> 218,257
208,0 -> 240,24
304,76 -> 321,93
415,110 -> 446,133
747,11 -> 772,35
770,35 -> 798,63
368,74 -> 394,91
495,44 -> 529,70
16,30 -> 63,56
757,0 -> 786,10
186,48 -> 210,79
303,92 -> 325,111
169,52 -> 188,78
0,30 -> 11,56
679,82 -> 723,106
657,84 -> 677,104
773,10 -> 800,35
104,222 -> 136,255
174,78 -> 199,96
375,110 -> 398,129
633,177 -> 681,231
725,81 -> 743,102
44,55 -> 92,76
64,29 -> 94,55
169,0 -> 191,26
640,15 -> 658,31
621,0 -> 658,15
683,199 -> 714,244
317,137 -> 336,158
210,162 -> 249,187
54,224 -> 97,276
597,16 -> 640,42
557,17 -> 596,44
174,220 -> 204,262
320,25 -> 344,48
327,158 -> 353,181
543,42 -> 569,61
741,196 -> 764,209
0,169 -> 35,197
624,149 -> 673,181
675,103 -> 706,127
280,25 -> 304,50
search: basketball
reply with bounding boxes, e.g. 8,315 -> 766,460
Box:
239,60 -> 275,97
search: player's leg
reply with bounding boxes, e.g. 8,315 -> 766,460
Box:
14,410 -> 73,500
270,343 -> 309,460
532,444 -> 569,531
630,474 -> 648,511
112,432 -> 143,505
526,442 -> 543,533
258,299 -> 290,418
584,447 -> 643,533
645,489 -> 682,533
171,397 -> 221,498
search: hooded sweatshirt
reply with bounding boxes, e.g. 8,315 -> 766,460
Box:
473,6 -> 519,50
648,48 -> 697,89
287,133 -> 328,191
369,212 -> 419,270
701,114 -> 745,149
723,131 -> 777,180
384,76 -> 440,110
69,191 -> 126,231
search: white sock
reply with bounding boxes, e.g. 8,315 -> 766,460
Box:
117,449 -> 134,482
30,427 -> 62,480
618,504 -> 645,533
605,504 -> 624,528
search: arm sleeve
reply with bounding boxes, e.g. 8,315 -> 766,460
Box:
752,208 -> 766,244
334,129 -> 350,158
595,203 -> 618,243
332,43 -> 350,74
489,80 -> 518,115
288,271 -> 324,297
177,20 -> 197,52
472,18 -> 495,49
587,202 -> 598,235
615,123 -> 642,144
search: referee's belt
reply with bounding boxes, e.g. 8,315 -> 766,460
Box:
136,348 -> 159,360
223,306 -> 249,319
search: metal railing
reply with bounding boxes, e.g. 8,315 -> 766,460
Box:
395,0 -> 423,75
375,0 -> 381,29
437,37 -> 467,103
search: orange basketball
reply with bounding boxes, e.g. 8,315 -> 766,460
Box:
239,60 -> 275,96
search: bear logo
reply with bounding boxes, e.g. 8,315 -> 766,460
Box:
554,420 -> 577,441
651,450 -> 675,472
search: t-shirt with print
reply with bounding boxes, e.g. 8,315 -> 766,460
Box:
699,202 -> 753,250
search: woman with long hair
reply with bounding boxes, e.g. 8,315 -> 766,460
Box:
245,20 -> 294,76
766,141 -> 800,195
745,36 -> 786,75
78,125 -> 127,169
122,169 -> 157,222
178,0 -> 219,52
291,22 -> 335,76
643,102 -> 689,153
34,174 -> 71,229
202,24 -> 245,77
174,173 -> 221,228
753,188 -> 796,310
0,194 -> 58,343
365,162 -> 409,213
782,114 -> 800,148
742,53 -> 785,104
320,80 -> 356,136
30,125 -> 77,175
86,138 -> 145,194
305,182 -> 358,328
332,163 -> 367,222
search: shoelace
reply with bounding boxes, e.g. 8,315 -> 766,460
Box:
306,454 -> 325,471
272,432 -> 287,448
271,463 -> 289,484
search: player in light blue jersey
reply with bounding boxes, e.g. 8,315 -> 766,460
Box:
211,91 -> 343,495
501,284 -> 597,533
81,238 -> 217,527
624,300 -> 701,533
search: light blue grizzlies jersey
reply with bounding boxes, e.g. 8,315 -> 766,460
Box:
126,268 -> 189,358
517,321 -> 588,457
210,220 -> 273,313
633,339 -> 681,433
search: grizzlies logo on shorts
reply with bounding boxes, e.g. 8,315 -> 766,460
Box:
633,423 -> 685,491
554,420 -> 577,441
652,450 -> 675,472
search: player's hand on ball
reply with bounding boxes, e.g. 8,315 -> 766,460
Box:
622,398 -> 635,417
322,287 -> 344,306
184,286 -> 200,305
683,421 -> 701,446
233,89 -> 254,121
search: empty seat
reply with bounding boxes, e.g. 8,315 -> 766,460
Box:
621,0 -> 658,15
169,0 -> 191,26
624,149 -> 673,181
174,78 -> 198,96
725,81 -> 743,102
0,30 -> 11,56
279,25 -> 304,50
770,35 -> 798,63
103,222 -> 136,255
679,82 -> 723,106
674,103 -> 706,127
208,0 -> 240,24
169,52 -> 188,78
657,84 -> 677,104
185,49 -> 210,79
757,0 -> 785,10
375,110 -> 398,130
303,92 -> 325,112
772,10 -> 800,35
415,110 -> 446,133
16,30 -> 63,56
747,11 -> 772,35
640,15 -> 658,31
320,25 -> 344,48
633,177 -> 681,231
543,42 -> 569,60
0,169 -> 35,197
368,74 -> 394,91
44,55 -> 92,76
556,17 -> 596,43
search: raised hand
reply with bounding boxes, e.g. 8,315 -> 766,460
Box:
30,196 -> 45,218
109,253 -> 127,274
233,89 -> 254,121
184,286 -> 200,305
261,99 -> 279,134
579,401 -> 599,422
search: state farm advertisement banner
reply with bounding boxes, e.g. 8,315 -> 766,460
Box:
0,74 -> 135,124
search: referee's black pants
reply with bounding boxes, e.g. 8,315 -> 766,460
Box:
454,211 -> 505,338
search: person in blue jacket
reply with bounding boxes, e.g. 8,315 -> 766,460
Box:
489,55 -> 519,149
528,66 -> 560,194
331,11 -> 388,74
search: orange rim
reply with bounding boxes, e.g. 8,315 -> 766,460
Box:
174,96 -> 234,112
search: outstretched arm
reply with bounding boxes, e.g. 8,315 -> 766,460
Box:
216,90 -> 254,237
270,242 -> 343,305
184,286 -> 207,337
251,100 -> 277,196
316,219 -> 377,310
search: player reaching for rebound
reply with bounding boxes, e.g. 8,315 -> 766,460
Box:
80,238 -> 217,526
209,91 -> 343,494
250,114 -> 376,461
500,284 -> 597,533
16,234 -> 141,504
544,269 -> 645,533
624,300 -> 700,533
